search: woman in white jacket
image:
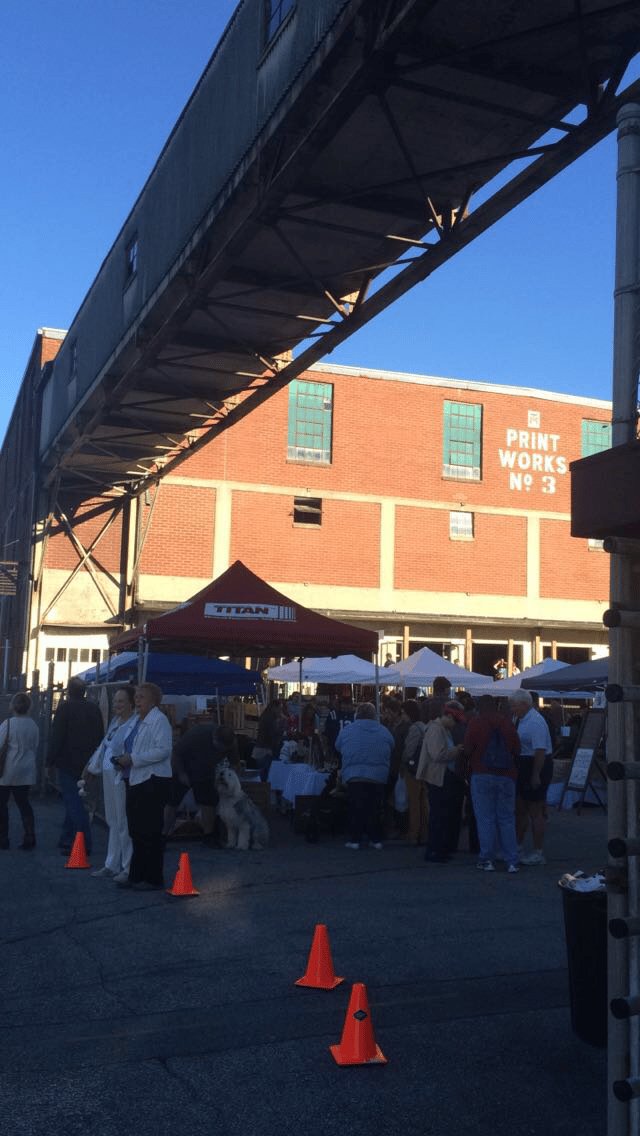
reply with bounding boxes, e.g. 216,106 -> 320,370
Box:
113,683 -> 173,891
0,692 -> 40,850
85,686 -> 137,881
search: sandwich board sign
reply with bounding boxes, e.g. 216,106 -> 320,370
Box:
559,707 -> 607,813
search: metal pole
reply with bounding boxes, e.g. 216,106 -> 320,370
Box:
608,102 -> 640,1136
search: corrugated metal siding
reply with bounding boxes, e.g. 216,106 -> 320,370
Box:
42,0 -> 348,451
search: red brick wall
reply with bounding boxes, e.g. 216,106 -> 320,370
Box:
40,334 -> 63,366
138,484 -> 215,576
395,507 -> 527,595
180,368 -> 606,513
539,519 -> 609,601
230,491 -> 380,587
45,498 -> 123,572
48,371 -> 606,604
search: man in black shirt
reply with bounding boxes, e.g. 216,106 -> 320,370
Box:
47,677 -> 104,854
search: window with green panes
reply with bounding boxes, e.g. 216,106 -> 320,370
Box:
287,380 -> 333,464
442,401 -> 482,480
581,419 -> 611,457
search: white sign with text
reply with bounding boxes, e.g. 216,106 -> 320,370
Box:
499,422 -> 568,495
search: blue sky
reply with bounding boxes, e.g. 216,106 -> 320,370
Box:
2,1 -> 636,446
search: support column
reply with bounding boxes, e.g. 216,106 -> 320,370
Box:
607,102 -> 640,1136
402,624 -> 410,660
212,484 -> 233,580
118,497 -> 133,624
379,501 -> 395,597
465,627 -> 473,671
507,639 -> 514,676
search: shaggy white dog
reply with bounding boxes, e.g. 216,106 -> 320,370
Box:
215,765 -> 270,851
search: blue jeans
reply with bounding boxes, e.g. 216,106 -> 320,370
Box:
57,767 -> 92,853
470,774 -> 518,866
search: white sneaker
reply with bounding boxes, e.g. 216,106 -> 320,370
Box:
520,850 -> 546,866
112,870 -> 130,883
482,861 -> 495,872
91,866 -> 115,878
507,863 -> 520,874
370,842 -> 383,851
344,842 -> 360,850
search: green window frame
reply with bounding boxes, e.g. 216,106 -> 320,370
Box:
581,419 -> 611,457
287,380 -> 333,464
443,401 -> 482,480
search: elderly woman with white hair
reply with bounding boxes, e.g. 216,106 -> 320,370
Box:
508,689 -> 553,866
335,702 -> 394,850
112,683 -> 173,890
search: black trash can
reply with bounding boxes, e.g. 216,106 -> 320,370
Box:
560,884 -> 608,1047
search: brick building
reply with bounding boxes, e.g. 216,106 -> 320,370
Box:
7,354 -> 611,687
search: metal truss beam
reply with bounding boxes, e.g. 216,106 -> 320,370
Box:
122,72 -> 640,497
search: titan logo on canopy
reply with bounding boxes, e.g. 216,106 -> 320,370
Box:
204,603 -> 296,621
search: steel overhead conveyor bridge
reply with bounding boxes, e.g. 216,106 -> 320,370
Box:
39,0 -> 640,501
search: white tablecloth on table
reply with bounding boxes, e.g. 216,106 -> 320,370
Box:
268,760 -> 329,803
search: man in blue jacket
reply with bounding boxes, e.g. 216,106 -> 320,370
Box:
335,702 -> 393,850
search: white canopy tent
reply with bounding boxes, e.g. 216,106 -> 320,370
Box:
392,646 -> 489,689
267,654 -> 403,685
465,657 -> 571,696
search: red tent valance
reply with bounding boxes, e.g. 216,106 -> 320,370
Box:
112,561 -> 378,659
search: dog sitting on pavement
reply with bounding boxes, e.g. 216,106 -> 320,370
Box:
215,764 -> 270,850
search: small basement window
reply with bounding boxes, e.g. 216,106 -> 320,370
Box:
450,511 -> 474,539
293,497 -> 322,526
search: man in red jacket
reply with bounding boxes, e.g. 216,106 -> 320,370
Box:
462,695 -> 520,873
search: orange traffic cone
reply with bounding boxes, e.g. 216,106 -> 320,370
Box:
330,983 -> 387,1066
65,832 -> 91,869
167,852 -> 199,896
295,923 -> 343,989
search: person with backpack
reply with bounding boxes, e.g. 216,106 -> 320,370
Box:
462,695 -> 520,873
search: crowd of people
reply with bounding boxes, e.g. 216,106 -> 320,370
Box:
0,670 -> 570,880
365,680 -> 557,869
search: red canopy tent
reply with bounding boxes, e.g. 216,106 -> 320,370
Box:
112,560 -> 378,659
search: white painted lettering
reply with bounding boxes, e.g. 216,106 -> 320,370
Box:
517,452 -> 531,469
499,449 -> 517,468
532,454 -> 543,471
556,456 -> 567,474
506,429 -> 518,446
544,455 -> 555,472
550,434 -> 560,452
518,430 -> 529,448
509,472 -> 522,490
536,433 -> 548,451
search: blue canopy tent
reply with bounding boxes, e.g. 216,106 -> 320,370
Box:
74,651 -> 261,696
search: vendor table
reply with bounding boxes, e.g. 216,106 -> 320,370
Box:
268,760 -> 329,803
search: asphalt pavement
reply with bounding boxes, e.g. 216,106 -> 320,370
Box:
0,795 -> 609,1136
